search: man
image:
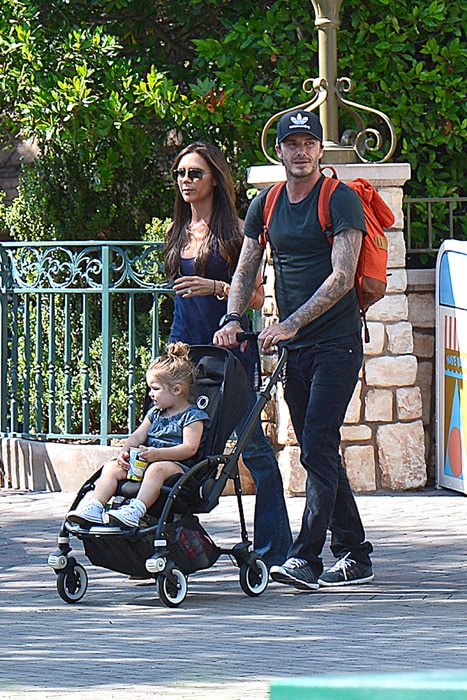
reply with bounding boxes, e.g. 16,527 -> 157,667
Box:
214,109 -> 373,590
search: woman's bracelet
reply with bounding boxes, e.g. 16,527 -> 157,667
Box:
215,281 -> 230,300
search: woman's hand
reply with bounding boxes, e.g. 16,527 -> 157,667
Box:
174,275 -> 218,298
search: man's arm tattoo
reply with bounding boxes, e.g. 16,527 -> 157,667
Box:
228,237 -> 264,315
284,228 -> 362,333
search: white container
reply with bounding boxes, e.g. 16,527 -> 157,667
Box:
435,240 -> 467,494
127,447 -> 148,482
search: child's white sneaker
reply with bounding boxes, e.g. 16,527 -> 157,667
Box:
67,499 -> 104,526
106,499 -> 146,528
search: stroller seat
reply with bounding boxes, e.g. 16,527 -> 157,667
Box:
115,344 -> 251,517
48,339 -> 288,607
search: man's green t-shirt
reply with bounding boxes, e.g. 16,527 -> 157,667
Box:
243,175 -> 366,349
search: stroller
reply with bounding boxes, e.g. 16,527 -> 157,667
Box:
48,333 -> 287,608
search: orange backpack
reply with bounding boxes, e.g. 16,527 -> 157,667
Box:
260,167 -> 395,341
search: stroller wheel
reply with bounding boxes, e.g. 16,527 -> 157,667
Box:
157,568 -> 187,608
239,559 -> 268,597
56,563 -> 88,603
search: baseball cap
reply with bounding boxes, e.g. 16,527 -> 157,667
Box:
277,109 -> 323,143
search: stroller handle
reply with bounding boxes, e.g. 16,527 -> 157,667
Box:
236,331 -> 288,361
236,331 -> 258,343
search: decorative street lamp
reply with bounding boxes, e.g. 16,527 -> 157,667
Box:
261,0 -> 397,165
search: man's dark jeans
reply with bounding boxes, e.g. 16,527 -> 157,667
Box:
284,332 -> 372,575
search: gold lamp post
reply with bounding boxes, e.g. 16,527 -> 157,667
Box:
260,0 -> 397,165
313,0 -> 342,148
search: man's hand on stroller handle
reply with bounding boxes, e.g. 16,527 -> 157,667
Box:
258,320 -> 297,351
214,319 -> 295,352
213,320 -> 245,350
213,327 -> 260,357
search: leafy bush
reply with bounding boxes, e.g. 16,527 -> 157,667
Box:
0,0 -> 465,241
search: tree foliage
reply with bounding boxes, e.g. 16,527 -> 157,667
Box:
0,0 -> 465,240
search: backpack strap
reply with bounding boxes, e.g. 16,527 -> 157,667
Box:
318,173 -> 340,236
318,169 -> 371,342
259,181 -> 285,248
262,173 -> 340,240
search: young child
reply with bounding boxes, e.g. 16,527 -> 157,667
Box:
67,342 -> 209,529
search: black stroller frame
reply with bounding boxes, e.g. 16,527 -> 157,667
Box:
48,334 -> 288,607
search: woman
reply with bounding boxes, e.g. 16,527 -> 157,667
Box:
164,142 -> 292,568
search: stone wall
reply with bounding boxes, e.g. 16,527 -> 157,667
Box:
0,438 -> 118,492
253,162 -> 430,495
407,269 -> 436,483
0,436 -> 257,495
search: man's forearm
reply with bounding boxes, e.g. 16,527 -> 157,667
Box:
227,238 -> 264,315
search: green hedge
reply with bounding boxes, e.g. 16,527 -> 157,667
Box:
0,0 -> 465,242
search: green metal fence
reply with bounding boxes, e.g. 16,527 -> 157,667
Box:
404,196 -> 467,255
0,241 -> 173,445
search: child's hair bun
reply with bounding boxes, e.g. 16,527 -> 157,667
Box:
165,341 -> 190,360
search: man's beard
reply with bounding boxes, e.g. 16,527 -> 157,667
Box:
288,157 -> 320,179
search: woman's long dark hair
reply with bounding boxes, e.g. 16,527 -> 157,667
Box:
164,142 -> 243,279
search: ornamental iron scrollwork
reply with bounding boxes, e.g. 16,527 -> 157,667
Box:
2,243 -> 167,291
335,77 -> 397,163
260,78 -> 328,165
261,76 -> 396,166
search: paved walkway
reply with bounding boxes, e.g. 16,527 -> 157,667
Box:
0,488 -> 466,699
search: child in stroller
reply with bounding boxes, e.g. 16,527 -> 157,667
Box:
67,342 -> 209,529
48,334 -> 288,607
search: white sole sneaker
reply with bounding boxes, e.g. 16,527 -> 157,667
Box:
318,570 -> 374,587
67,512 -> 103,526
106,509 -> 140,528
270,564 -> 319,590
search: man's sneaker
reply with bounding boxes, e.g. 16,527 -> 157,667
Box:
67,499 -> 104,526
106,500 -> 145,528
270,557 -> 319,591
318,553 -> 374,587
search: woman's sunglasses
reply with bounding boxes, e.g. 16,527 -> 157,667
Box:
172,168 -> 206,182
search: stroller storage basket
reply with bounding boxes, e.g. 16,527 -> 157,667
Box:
82,514 -> 219,578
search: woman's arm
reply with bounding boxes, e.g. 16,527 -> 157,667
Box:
172,217 -> 264,305
249,269 -> 265,310
173,275 -> 221,297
